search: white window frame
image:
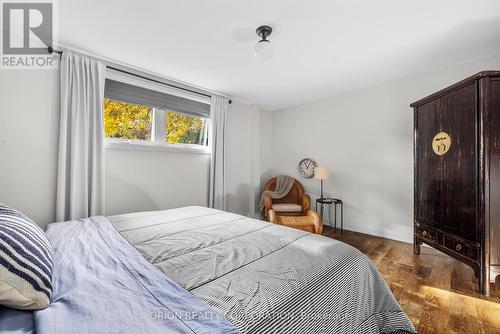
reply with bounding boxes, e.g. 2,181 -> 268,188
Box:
104,69 -> 211,154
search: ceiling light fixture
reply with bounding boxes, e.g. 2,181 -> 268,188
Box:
254,25 -> 274,60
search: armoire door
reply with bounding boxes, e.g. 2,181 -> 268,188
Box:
439,84 -> 478,242
416,99 -> 442,227
416,83 -> 478,242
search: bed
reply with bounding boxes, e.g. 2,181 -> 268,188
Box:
0,206 -> 415,333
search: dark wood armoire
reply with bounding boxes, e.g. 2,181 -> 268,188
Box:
411,71 -> 500,295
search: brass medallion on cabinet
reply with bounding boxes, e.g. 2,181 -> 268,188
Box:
411,71 -> 500,295
432,132 -> 451,156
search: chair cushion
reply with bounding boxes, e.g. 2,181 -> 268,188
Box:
0,203 -> 52,310
271,204 -> 302,213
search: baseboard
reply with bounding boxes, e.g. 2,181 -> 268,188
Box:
249,212 -> 263,220
336,221 -> 414,244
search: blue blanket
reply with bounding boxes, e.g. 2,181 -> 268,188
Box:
6,216 -> 237,334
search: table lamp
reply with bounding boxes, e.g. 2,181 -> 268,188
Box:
314,167 -> 330,200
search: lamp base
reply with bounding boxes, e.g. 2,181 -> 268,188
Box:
320,179 -> 324,201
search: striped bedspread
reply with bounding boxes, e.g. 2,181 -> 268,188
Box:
109,206 -> 416,334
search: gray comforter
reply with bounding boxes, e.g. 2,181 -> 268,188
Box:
109,206 -> 415,334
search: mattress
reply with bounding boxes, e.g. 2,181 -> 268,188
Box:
109,206 -> 416,333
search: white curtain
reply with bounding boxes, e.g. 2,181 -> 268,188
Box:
209,95 -> 229,210
56,51 -> 106,222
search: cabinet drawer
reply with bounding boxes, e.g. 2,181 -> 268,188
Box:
416,225 -> 438,243
443,235 -> 479,261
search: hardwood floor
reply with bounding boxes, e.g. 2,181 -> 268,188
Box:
322,227 -> 500,334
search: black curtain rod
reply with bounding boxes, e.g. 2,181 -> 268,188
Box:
48,46 -> 63,60
47,46 -> 231,104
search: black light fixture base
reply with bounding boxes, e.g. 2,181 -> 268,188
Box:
256,25 -> 273,41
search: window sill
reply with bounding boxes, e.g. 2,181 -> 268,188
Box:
104,140 -> 210,154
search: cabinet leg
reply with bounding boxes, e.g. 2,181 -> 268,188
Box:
481,266 -> 490,296
413,236 -> 421,255
478,269 -> 486,295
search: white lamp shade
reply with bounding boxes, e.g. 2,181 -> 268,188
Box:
314,167 -> 330,180
253,40 -> 274,59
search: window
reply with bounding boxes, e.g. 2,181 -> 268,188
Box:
104,99 -> 152,141
166,111 -> 209,146
103,71 -> 211,152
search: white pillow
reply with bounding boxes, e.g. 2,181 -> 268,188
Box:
0,203 -> 52,310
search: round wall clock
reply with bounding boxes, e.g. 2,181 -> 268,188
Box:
298,158 -> 318,178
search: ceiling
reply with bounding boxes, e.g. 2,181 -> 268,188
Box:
58,0 -> 500,110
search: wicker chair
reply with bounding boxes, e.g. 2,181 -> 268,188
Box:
262,176 -> 311,219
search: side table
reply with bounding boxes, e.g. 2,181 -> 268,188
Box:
315,197 -> 343,234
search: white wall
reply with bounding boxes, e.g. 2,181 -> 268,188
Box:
226,100 -> 269,216
271,55 -> 500,243
105,148 -> 209,216
259,109 -> 275,193
0,70 -> 59,228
